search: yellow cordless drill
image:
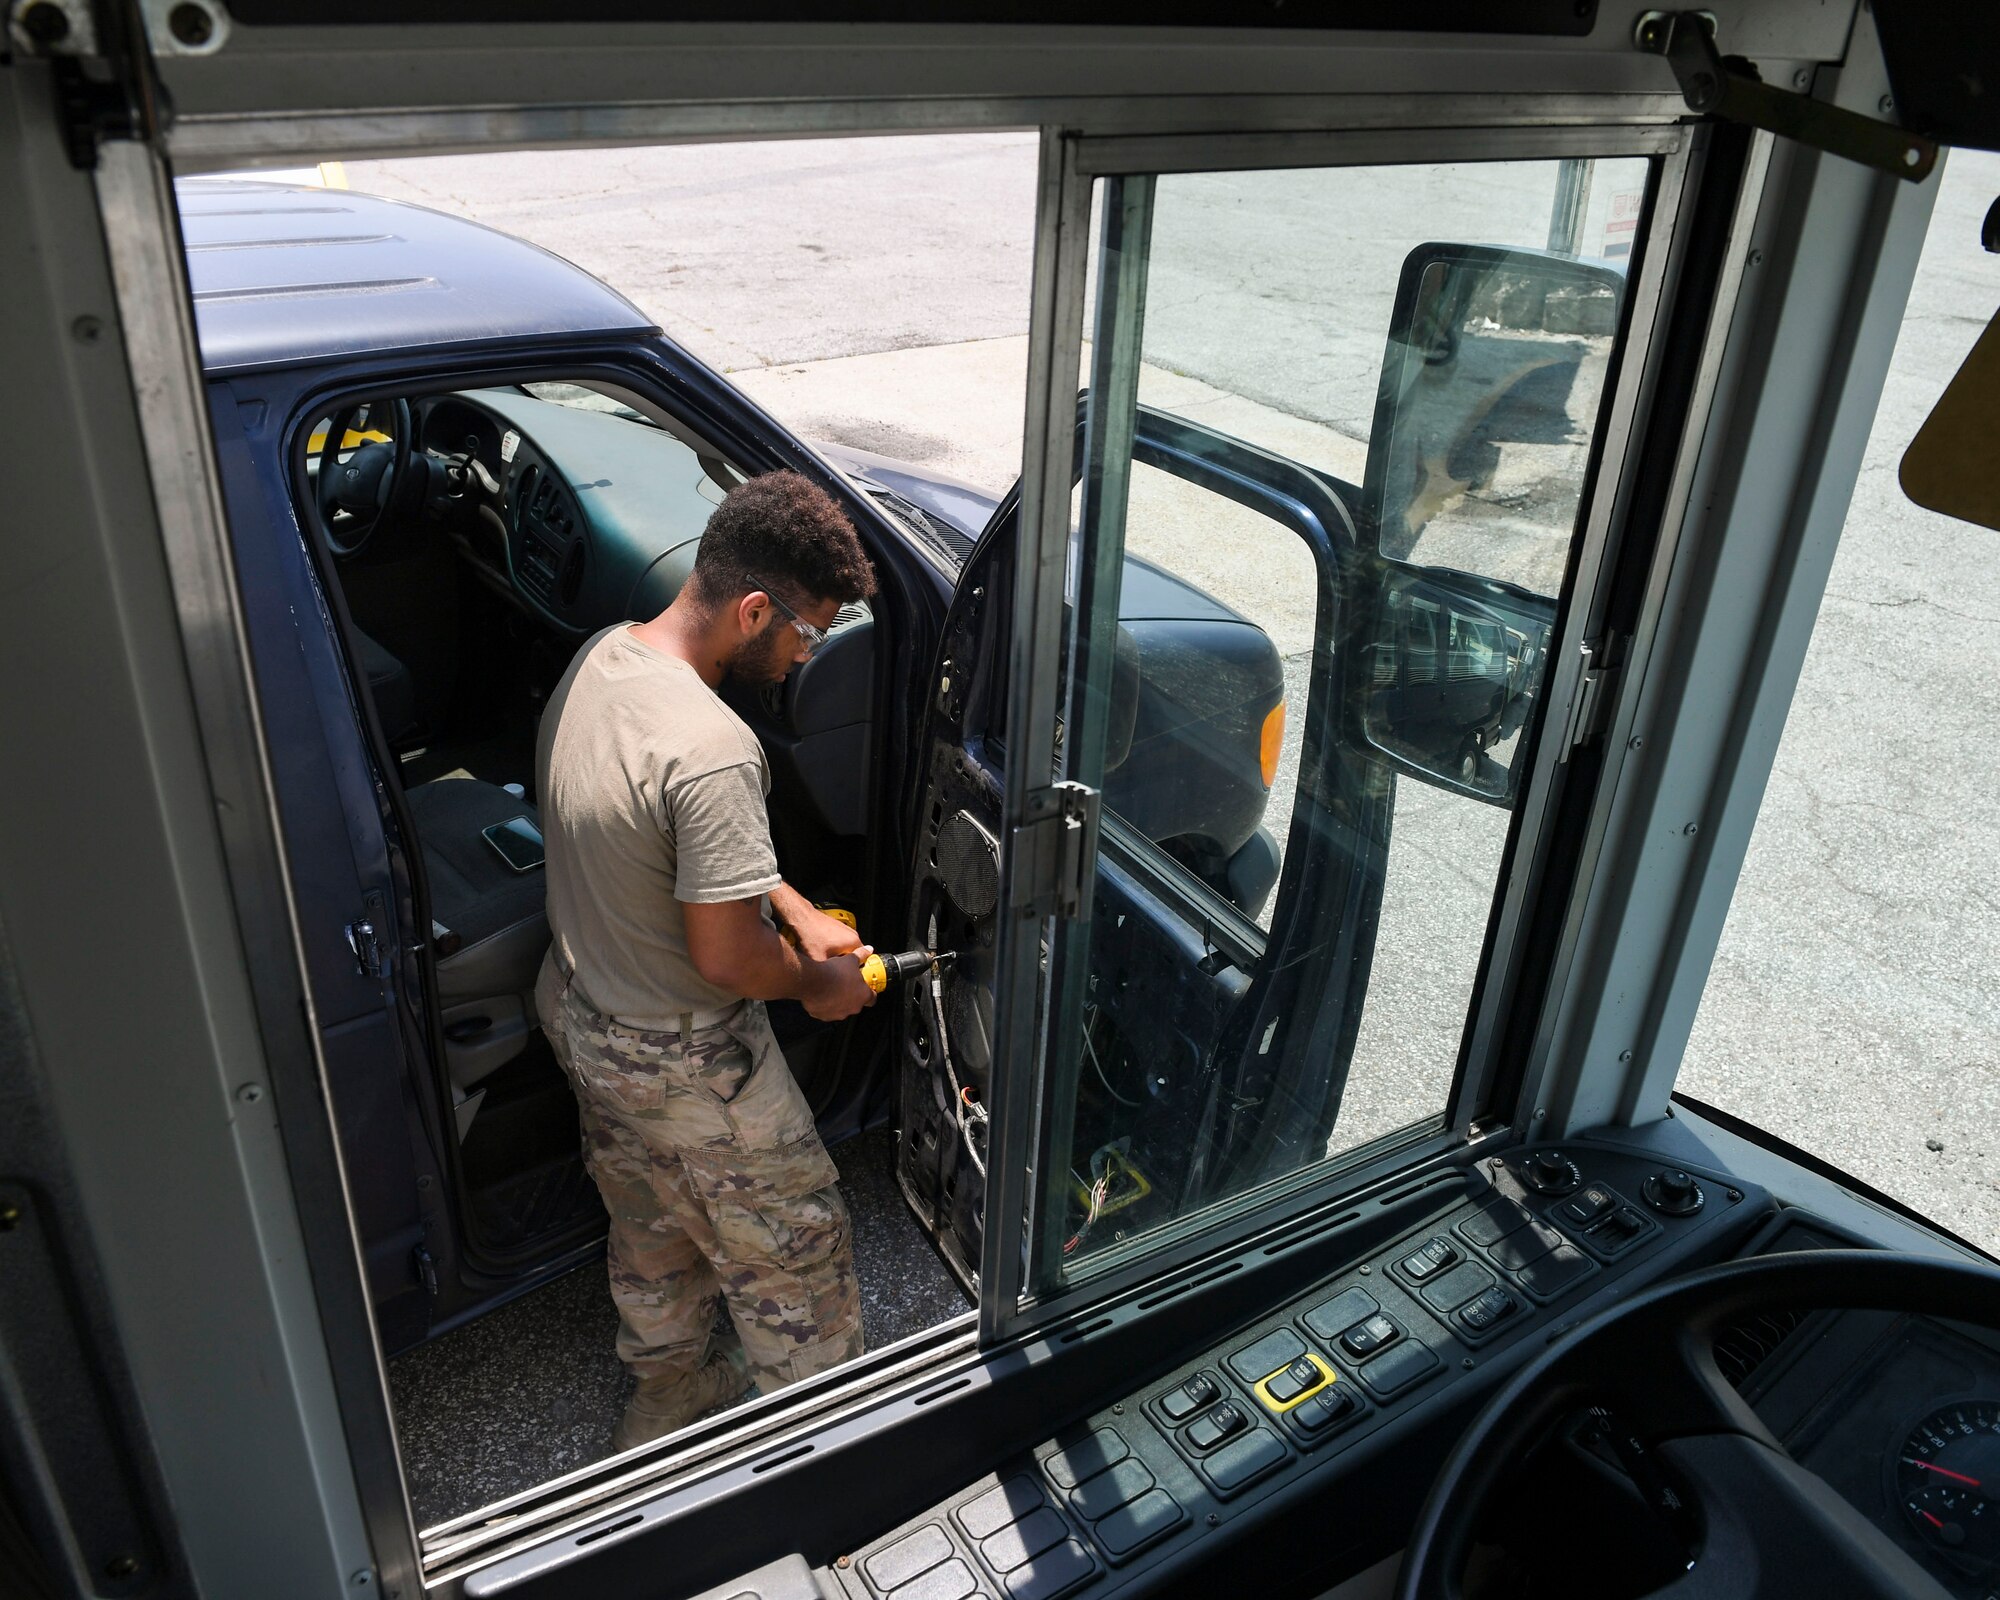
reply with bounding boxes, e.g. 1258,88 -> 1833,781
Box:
790,906 -> 954,995
858,947 -> 956,994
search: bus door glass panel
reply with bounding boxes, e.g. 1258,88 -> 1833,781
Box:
1029,154 -> 1652,1301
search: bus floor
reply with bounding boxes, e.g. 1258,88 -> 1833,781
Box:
387,1125 -> 971,1528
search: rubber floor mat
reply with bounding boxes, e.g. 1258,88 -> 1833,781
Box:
467,1153 -> 600,1244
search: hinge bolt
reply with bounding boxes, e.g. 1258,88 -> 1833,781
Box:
167,2 -> 214,46
19,2 -> 70,45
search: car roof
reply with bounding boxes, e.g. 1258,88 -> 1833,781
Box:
178,179 -> 654,376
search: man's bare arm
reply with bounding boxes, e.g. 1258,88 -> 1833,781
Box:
767,882 -> 868,962
684,896 -> 876,1021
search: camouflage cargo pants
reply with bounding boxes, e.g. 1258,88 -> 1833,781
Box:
540,969 -> 864,1394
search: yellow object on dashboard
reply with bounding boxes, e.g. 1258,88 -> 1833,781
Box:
305,426 -> 393,453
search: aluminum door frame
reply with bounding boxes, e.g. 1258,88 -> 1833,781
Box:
981,118 -> 1693,1347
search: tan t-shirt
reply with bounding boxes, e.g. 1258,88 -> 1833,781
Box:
538,626 -> 782,1029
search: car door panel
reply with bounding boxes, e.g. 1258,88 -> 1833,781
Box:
209,383 -> 441,1352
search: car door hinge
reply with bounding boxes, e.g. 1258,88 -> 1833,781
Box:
1010,781 -> 1102,923
1559,639 -> 1618,762
412,1244 -> 438,1299
1634,10 -> 1936,183
346,919 -> 382,978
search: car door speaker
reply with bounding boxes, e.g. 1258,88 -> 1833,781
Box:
937,809 -> 1000,921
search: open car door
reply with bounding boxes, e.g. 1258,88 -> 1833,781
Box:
895,400 -> 1380,1290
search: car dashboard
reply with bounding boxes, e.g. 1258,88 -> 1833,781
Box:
627,1145 -> 1987,1600
416,387 -> 735,637
406,387 -> 880,847
1737,1220 -> 2000,1600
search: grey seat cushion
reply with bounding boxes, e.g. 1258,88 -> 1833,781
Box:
407,777 -> 550,1008
354,627 -> 420,749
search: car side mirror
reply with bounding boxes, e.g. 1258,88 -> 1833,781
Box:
1361,567 -> 1551,804
1353,241 -> 1620,805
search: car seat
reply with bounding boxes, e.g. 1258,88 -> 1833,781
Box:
353,627 -> 423,751
407,776 -> 552,1137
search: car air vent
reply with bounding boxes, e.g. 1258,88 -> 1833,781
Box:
517,533 -> 559,603
557,540 -> 586,607
1712,1308 -> 1810,1390
515,464 -> 540,526
832,600 -> 871,631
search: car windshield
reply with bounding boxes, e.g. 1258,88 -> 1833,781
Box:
520,380 -> 661,429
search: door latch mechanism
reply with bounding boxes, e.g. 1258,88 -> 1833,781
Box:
1635,11 -> 1936,182
1010,781 -> 1102,923
1560,638 -> 1618,762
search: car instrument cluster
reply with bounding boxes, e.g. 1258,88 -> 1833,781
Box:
828,1143 -> 1752,1600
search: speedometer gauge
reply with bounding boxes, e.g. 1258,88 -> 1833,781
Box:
1897,1400 -> 2000,1571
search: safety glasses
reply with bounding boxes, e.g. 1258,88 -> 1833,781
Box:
757,584 -> 829,654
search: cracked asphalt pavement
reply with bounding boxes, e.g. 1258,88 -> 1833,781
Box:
339,138 -> 2000,1255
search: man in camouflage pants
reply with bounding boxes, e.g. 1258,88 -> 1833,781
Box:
535,471 -> 877,1451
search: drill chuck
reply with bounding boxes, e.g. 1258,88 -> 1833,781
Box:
860,948 -> 955,994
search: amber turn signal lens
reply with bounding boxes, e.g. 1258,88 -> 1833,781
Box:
1259,701 -> 1286,788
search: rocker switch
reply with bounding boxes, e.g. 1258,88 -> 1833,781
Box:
1159,1372 -> 1221,1423
1182,1403 -> 1248,1454
1558,1186 -> 1617,1228
1340,1314 -> 1401,1360
1399,1238 -> 1459,1281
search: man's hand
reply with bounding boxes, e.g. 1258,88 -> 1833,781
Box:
801,952 -> 878,1022
789,904 -> 869,964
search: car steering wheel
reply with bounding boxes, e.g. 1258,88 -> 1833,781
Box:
1396,1249 -> 2000,1600
316,398 -> 412,558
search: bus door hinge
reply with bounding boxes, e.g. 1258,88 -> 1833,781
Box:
7,0 -> 191,168
1634,10 -> 1936,182
1559,639 -> 1618,762
1011,781 -> 1101,922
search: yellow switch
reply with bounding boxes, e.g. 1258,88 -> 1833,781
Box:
1254,1351 -> 1338,1413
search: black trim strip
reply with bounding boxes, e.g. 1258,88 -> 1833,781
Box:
1672,1091 -> 1996,1264
228,1 -> 1595,34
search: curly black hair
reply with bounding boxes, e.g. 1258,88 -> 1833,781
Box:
686,470 -> 875,611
